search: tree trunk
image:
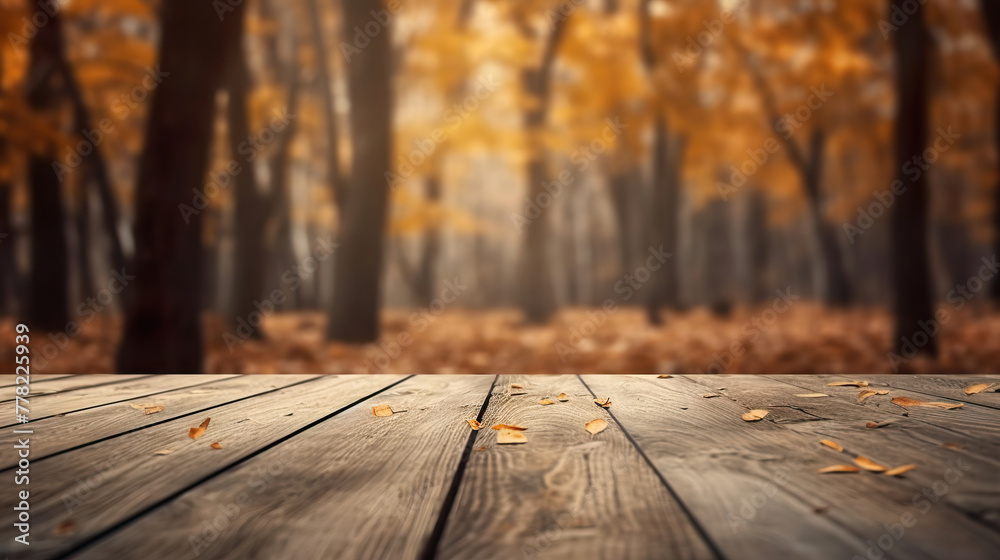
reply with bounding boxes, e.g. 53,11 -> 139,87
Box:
416,174 -> 442,304
117,0 -> 245,373
26,1 -> 69,332
890,0 -> 935,357
0,185 -> 15,316
645,117 -> 683,324
746,190 -> 770,302
327,0 -> 394,342
305,0 -> 345,210
75,166 -> 95,298
982,1 -> 1000,301
802,131 -> 852,306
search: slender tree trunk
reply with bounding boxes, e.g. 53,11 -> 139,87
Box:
801,131 -> 852,306
747,190 -> 770,302
608,172 -> 633,276
76,166 -> 95,298
0,185 -> 14,316
416,175 -> 442,304
982,2 -> 1000,301
890,0 -> 935,357
645,117 -> 683,324
305,0 -> 345,210
117,0 -> 245,373
26,1 -> 69,332
327,0 -> 394,342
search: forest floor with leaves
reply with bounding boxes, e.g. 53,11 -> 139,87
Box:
5,302 -> 1000,374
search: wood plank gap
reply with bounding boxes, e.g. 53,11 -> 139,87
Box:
0,375 -> 153,404
419,374 -> 499,560
0,375 -> 323,472
578,375 -> 727,560
51,375 -> 414,560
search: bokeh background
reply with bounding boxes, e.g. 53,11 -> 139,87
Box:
1,0 -> 999,374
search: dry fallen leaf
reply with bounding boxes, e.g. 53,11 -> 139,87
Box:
942,442 -> 963,450
891,397 -> 963,410
53,519 -> 76,536
210,442 -> 222,449
539,398 -> 555,405
143,405 -> 164,415
703,393 -> 721,399
594,397 -> 612,408
827,381 -> 869,387
511,383 -> 523,389
865,420 -> 893,429
853,456 -> 888,472
858,390 -> 877,403
189,417 -> 211,440
372,404 -> 394,417
467,419 -> 482,430
797,393 -> 828,398
820,440 -> 844,453
964,383 -> 994,395
491,423 -> 527,431
557,393 -> 569,401
585,418 -> 608,435
657,374 -> 672,379
884,464 -> 916,477
497,428 -> 527,444
154,449 -> 173,456
817,465 -> 860,474
742,409 -> 769,422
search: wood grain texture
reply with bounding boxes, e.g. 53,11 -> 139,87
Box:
583,374 -> 1000,560
0,375 -> 405,560
436,375 -> 715,560
860,375 -> 1000,410
0,375 -> 236,427
690,375 -> 1000,530
0,374 -> 73,389
0,375 -> 316,469
0,374 -> 149,403
771,375 -> 1000,446
70,375 -> 493,560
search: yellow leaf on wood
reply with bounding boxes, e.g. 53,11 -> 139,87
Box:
742,409 -> 769,422
585,419 -> 608,435
467,419 -> 482,430
853,456 -> 887,472
372,404 -> 394,417
817,465 -> 860,474
891,397 -> 963,410
820,440 -> 844,453
884,464 -> 916,477
497,428 -> 527,444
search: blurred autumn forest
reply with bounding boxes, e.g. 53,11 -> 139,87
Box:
1,0 -> 1000,375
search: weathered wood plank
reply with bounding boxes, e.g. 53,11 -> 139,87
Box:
0,375 -> 406,560
0,375 -> 317,469
0,375 -> 235,427
583,374 -> 1000,560
860,375 -> 1000,411
0,374 -> 73,389
687,375 -> 1000,531
771,375 -> 1000,446
436,375 -> 715,560
68,375 -> 492,560
0,374 -> 149,403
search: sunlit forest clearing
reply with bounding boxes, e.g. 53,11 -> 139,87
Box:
1,0 -> 1000,374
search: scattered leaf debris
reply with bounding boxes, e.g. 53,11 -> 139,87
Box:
491,423 -> 527,431
703,393 -> 721,399
853,456 -> 888,472
557,393 -> 569,402
585,418 -> 609,435
511,383 -> 523,389
497,428 -> 527,444
826,381 -> 869,387
53,519 -> 76,536
594,397 -> 612,408
657,374 -> 672,379
858,389 -> 889,403
820,440 -> 844,453
817,465 -> 860,474
210,442 -> 222,449
742,409 -> 769,422
467,419 -> 482,430
964,383 -> 995,395
154,449 -> 173,456
143,405 -> 164,415
865,420 -> 893,429
942,442 -> 963,450
796,393 -> 828,398
189,417 -> 211,440
540,398 -> 555,405
372,404 -> 394,417
891,397 -> 963,410
884,464 -> 916,477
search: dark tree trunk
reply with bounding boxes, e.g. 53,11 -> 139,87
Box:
305,0 -> 345,210
802,131 -> 852,306
117,0 -> 245,373
416,175 -> 442,304
608,172 -> 634,276
0,185 -> 15,316
76,166 -> 95,298
982,1 -> 1000,301
646,119 -> 684,324
25,1 -> 69,332
517,18 -> 568,324
327,0 -> 394,342
746,190 -> 770,302
890,0 -> 936,357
